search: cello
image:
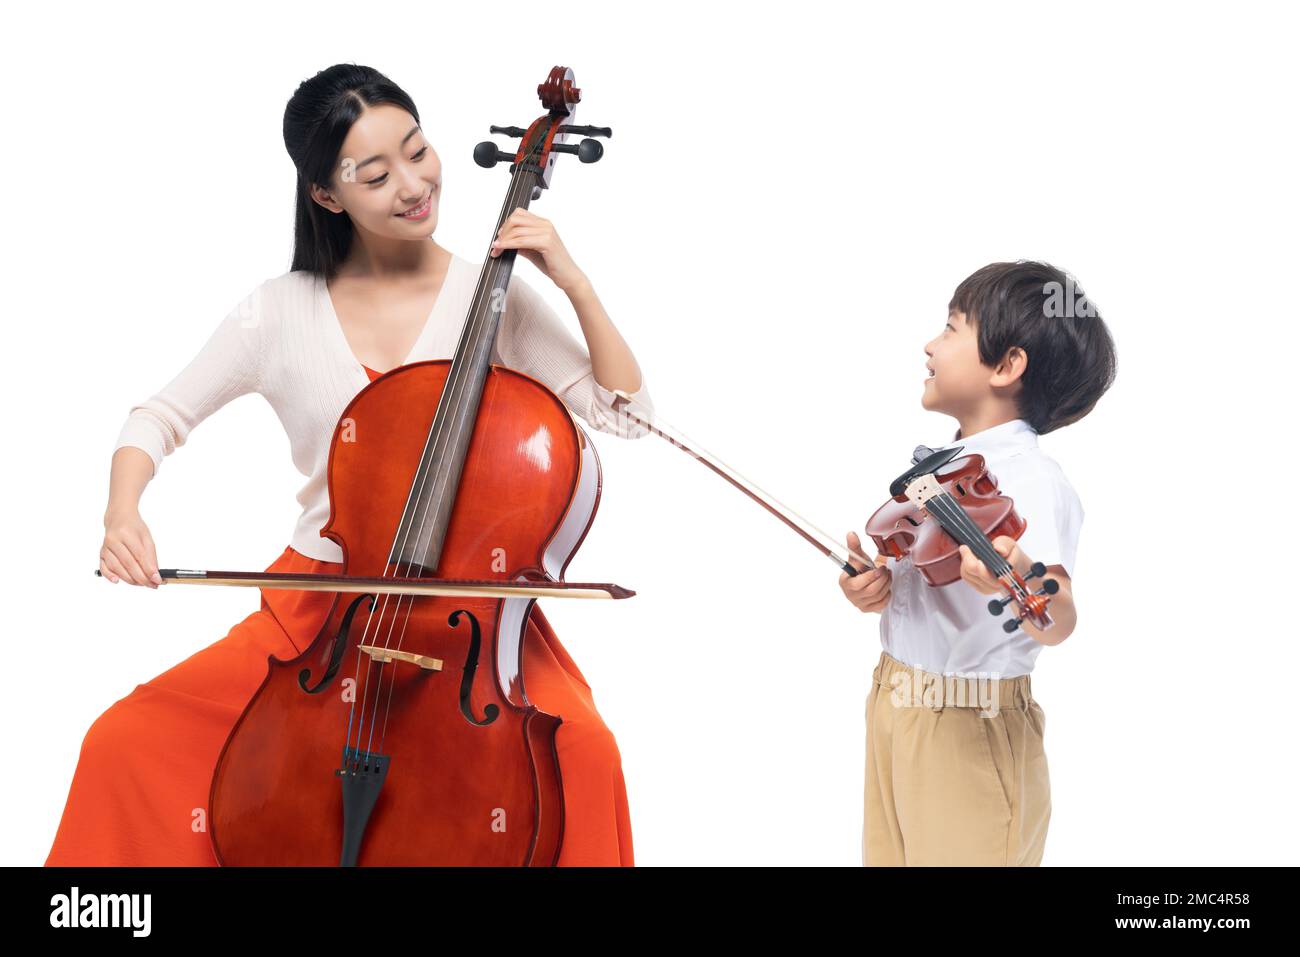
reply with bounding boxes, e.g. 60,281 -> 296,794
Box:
202,67 -> 617,866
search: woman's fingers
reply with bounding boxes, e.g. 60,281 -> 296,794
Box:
106,536 -> 154,587
140,527 -> 161,584
99,551 -> 126,584
493,229 -> 549,249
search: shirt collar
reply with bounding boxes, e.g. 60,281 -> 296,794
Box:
936,417 -> 1039,461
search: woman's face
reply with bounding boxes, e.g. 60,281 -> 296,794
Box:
310,103 -> 443,240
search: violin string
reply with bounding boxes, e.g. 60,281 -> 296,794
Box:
347,156 -> 538,760
925,494 -> 1009,574
926,494 -> 1012,575
925,493 -> 1030,604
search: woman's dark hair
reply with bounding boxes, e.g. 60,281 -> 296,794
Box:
949,260 -> 1117,434
283,64 -> 420,279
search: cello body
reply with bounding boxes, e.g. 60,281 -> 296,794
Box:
208,360 -> 602,865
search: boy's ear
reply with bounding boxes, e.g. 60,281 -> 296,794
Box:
990,346 -> 1029,387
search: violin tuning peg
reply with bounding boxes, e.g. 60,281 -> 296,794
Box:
988,596 -> 1012,616
1025,561 -> 1047,581
1039,579 -> 1060,596
489,125 -> 527,137
1003,618 -> 1022,634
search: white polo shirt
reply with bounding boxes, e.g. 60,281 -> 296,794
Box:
878,417 -> 1084,678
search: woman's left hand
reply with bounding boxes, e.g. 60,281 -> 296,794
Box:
957,536 -> 1031,595
490,209 -> 588,293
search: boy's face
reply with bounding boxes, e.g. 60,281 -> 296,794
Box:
922,309 -> 988,416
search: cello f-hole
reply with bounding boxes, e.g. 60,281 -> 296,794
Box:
299,592 -> 375,695
449,609 -> 499,727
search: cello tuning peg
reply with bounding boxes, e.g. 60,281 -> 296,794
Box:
558,123 -> 612,138
550,139 -> 605,163
473,142 -> 516,169
488,125 -> 527,137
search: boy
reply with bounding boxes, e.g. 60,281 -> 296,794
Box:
840,260 -> 1116,866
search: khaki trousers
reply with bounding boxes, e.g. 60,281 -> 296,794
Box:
863,650 -> 1051,866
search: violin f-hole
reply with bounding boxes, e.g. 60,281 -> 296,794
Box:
299,592 -> 375,695
449,609 -> 499,727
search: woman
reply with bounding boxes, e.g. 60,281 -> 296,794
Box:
46,64 -> 652,867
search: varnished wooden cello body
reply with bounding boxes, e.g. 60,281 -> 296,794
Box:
207,67 -> 615,866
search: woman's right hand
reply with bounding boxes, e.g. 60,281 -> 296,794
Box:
839,530 -> 891,613
101,507 -> 162,587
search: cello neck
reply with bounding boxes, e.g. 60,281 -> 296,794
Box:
389,161 -> 543,574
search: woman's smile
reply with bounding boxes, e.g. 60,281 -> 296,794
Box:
396,192 -> 433,220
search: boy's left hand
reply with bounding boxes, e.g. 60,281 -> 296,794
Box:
490,208 -> 589,294
957,536 -> 1032,595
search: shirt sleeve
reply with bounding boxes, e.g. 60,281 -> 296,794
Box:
1000,461 -> 1085,578
112,282 -> 267,477
494,273 -> 653,439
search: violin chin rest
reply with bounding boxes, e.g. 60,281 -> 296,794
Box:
889,445 -> 964,497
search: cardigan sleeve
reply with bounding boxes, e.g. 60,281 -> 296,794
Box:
494,274 -> 653,439
112,283 -> 267,477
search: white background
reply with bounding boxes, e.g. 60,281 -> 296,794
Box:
4,0 -> 1296,866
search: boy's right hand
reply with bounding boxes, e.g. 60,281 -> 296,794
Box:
101,508 -> 162,588
839,530 -> 891,613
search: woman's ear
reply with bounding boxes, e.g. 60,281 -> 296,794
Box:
309,182 -> 344,214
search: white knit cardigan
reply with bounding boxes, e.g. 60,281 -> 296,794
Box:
113,253 -> 654,561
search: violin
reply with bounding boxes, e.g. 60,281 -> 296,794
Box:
610,400 -> 1057,632
190,67 -> 617,866
864,444 -> 1059,632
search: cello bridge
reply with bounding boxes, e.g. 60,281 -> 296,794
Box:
357,644 -> 443,672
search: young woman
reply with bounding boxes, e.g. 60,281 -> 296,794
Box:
46,63 -> 652,867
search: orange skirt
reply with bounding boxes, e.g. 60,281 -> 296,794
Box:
45,543 -> 634,866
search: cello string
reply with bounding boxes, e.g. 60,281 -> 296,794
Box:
367,161 -> 538,753
337,157 -> 534,761
357,157 -> 539,757
360,162 -> 532,758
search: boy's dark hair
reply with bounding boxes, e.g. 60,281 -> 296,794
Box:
949,260 -> 1117,434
